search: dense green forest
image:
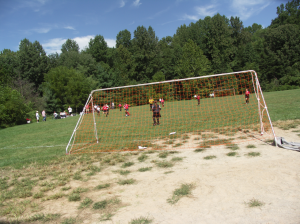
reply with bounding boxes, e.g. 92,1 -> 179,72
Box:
1,0 -> 300,128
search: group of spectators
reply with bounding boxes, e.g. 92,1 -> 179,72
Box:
35,106 -> 73,123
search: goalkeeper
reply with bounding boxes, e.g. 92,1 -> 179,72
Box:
245,89 -> 250,104
149,97 -> 154,111
152,100 -> 161,126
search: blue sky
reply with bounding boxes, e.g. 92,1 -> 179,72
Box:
0,0 -> 288,55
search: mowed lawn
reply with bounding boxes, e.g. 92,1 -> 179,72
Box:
1,89 -> 300,168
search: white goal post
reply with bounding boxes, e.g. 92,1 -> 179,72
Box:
66,70 -> 276,154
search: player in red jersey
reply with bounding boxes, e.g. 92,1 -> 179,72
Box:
245,89 -> 250,104
119,103 -> 122,111
196,94 -> 200,106
161,98 -> 165,107
103,104 -> 109,117
124,103 -> 130,116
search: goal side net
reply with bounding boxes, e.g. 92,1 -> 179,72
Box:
66,70 -> 276,154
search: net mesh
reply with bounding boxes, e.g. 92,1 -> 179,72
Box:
67,71 -> 274,154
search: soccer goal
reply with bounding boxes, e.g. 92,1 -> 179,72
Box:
66,70 -> 276,154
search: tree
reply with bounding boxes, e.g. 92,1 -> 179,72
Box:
61,39 -> 79,53
87,35 -> 108,63
116,29 -> 132,49
175,39 -> 210,79
17,39 -> 48,89
270,0 -> 300,28
43,66 -> 92,112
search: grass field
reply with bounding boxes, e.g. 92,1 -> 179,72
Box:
0,89 -> 300,168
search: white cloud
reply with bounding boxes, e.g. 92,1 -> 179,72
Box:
42,35 -> 116,55
32,27 -> 51,33
64,26 -> 75,30
105,39 -> 116,48
133,0 -> 141,7
120,0 -> 125,7
195,5 -> 218,17
230,0 -> 270,20
181,4 -> 218,21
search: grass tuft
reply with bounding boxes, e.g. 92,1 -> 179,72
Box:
138,154 -> 148,162
246,198 -> 265,207
246,152 -> 260,157
121,162 -> 134,168
194,148 -> 207,152
118,179 -> 136,185
171,157 -> 183,162
79,197 -> 93,209
158,151 -> 169,158
156,161 -> 173,168
138,167 -> 152,172
95,183 -> 110,190
203,155 -> 217,160
226,144 -> 239,150
93,200 -> 108,210
167,183 -> 195,204
129,216 -> 153,224
68,193 -> 81,202
246,144 -> 256,148
226,152 -> 238,157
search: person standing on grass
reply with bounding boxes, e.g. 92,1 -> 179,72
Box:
112,102 -> 115,109
42,110 -> 46,121
196,94 -> 200,106
96,105 -> 101,115
152,100 -> 161,126
36,111 -> 40,123
85,104 -> 89,114
245,89 -> 250,104
124,103 -> 130,116
119,103 -> 122,111
149,97 -> 154,111
103,104 -> 108,117
161,98 -> 165,107
68,106 -> 72,116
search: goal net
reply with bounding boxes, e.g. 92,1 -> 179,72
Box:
66,70 -> 275,154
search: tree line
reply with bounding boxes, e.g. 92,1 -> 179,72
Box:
0,0 -> 300,128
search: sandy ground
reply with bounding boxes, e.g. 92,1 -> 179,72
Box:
2,127 -> 300,224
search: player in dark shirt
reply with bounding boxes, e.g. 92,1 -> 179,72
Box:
152,100 -> 161,126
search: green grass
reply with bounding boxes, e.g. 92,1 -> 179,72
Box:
0,89 -> 299,169
79,197 -> 93,209
167,183 -> 195,204
95,183 -> 110,190
203,155 -> 217,160
117,178 -> 136,185
226,152 -> 238,157
138,167 -> 152,172
129,216 -> 153,224
246,152 -> 261,157
246,198 -> 265,207
246,144 -> 256,148
194,148 -> 207,152
121,162 -> 134,168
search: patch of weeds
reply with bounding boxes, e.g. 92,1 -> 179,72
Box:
73,171 -> 82,180
0,177 -> 9,190
164,171 -> 174,174
117,178 -> 136,185
182,135 -> 190,140
226,152 -> 238,157
226,144 -> 239,151
33,191 -> 44,199
151,144 -> 164,150
68,193 -> 80,202
61,217 -> 77,224
95,183 -> 110,190
167,183 -> 195,204
143,150 -> 156,154
156,161 -> 173,168
38,176 -> 46,180
163,140 -> 174,145
292,129 -> 300,132
169,150 -> 179,154
203,155 -> 217,160
138,167 -> 152,172
79,197 -> 93,209
25,213 -> 61,222
169,134 -> 179,139
61,186 -> 71,191
44,192 -> 65,201
129,216 -> 153,224
121,162 -> 134,168
114,170 -> 131,176
246,152 -> 260,157
246,198 -> 265,207
194,148 -> 207,152
100,213 -> 114,221
246,144 -> 256,148
238,136 -> 247,139
138,154 -> 148,162
194,137 -> 201,140
72,187 -> 88,194
158,151 -> 169,158
93,200 -> 108,210
173,143 -> 183,148
171,157 -> 183,162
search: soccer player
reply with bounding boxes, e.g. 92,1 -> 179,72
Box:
119,103 -> 122,111
103,104 -> 108,117
152,100 -> 161,126
124,103 -> 130,116
149,97 -> 154,111
196,94 -> 200,106
161,98 -> 165,107
96,105 -> 101,115
245,89 -> 250,104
